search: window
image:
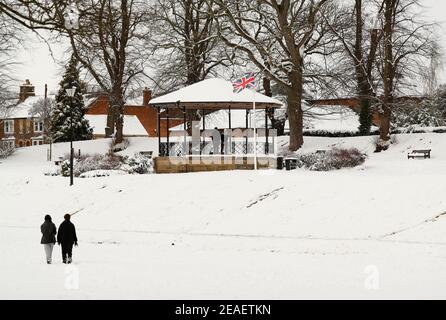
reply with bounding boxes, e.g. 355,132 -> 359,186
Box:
4,120 -> 14,134
32,139 -> 43,146
33,120 -> 44,133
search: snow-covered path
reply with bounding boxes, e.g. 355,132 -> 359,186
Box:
2,225 -> 446,300
1,135 -> 446,299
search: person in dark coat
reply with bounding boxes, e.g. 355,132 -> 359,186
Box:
41,215 -> 57,264
57,214 -> 78,264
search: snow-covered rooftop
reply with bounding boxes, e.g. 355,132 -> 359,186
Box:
85,114 -> 149,137
0,96 -> 44,120
149,78 -> 282,109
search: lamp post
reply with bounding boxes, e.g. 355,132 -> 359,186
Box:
66,87 -> 76,186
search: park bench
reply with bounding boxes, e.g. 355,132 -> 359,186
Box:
408,149 -> 431,159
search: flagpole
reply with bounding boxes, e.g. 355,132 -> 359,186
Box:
253,89 -> 257,171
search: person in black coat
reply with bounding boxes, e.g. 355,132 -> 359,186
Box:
41,215 -> 57,264
57,214 -> 78,264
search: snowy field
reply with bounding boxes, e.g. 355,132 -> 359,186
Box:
1,134 -> 446,299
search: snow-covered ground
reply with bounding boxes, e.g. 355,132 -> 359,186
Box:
1,134 -> 446,299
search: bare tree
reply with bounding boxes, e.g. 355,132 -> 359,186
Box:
149,0 -> 244,134
0,0 -> 151,144
30,94 -> 55,137
149,0 -> 233,92
0,14 -> 18,156
0,12 -> 21,122
375,0 -> 439,150
214,0 -> 330,151
321,0 -> 383,134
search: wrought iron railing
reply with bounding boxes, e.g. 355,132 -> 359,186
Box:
159,141 -> 274,157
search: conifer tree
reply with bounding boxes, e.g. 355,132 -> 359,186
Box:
50,56 -> 92,142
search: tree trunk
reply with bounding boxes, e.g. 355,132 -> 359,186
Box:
105,109 -> 115,138
184,0 -> 200,86
287,64 -> 304,151
109,89 -> 125,144
378,0 -> 395,151
287,88 -> 303,151
379,106 -> 391,140
115,108 -> 124,144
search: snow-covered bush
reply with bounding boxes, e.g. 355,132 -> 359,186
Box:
392,99 -> 445,130
0,143 -> 15,159
304,130 -> 380,137
44,165 -> 62,176
432,84 -> 446,118
121,154 -> 154,174
56,153 -> 153,177
73,154 -> 122,177
295,148 -> 367,171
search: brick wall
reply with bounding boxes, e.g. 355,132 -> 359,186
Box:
86,94 -> 183,137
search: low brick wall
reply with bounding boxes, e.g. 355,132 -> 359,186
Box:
154,156 -> 277,174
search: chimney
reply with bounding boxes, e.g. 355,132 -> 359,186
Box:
19,79 -> 35,102
143,87 -> 152,106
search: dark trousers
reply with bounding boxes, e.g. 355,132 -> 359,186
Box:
61,243 -> 73,263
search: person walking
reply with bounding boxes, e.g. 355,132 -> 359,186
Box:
57,214 -> 78,264
40,215 -> 57,264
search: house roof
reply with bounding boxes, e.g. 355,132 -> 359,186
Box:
85,114 -> 149,137
0,96 -> 43,120
149,78 -> 283,110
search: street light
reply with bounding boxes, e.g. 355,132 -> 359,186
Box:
66,87 -> 76,186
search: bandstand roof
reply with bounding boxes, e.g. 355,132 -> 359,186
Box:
149,78 -> 283,110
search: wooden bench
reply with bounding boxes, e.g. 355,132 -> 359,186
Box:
408,149 -> 431,159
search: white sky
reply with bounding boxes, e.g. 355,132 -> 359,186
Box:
11,0 -> 446,97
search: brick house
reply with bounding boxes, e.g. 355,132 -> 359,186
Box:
0,82 -> 182,149
85,88 -> 183,137
0,80 -> 47,148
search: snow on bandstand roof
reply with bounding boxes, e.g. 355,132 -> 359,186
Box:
149,78 -> 283,110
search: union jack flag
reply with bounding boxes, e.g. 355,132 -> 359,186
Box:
232,72 -> 256,93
